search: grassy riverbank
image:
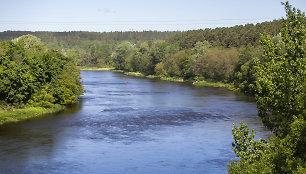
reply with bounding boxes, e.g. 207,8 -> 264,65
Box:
193,80 -> 234,88
79,67 -> 234,89
78,66 -> 114,71
125,72 -> 236,89
0,104 -> 65,125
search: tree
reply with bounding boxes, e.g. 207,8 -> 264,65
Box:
232,44 -> 261,95
253,1 -> 305,135
0,35 -> 84,107
229,2 -> 306,173
229,120 -> 306,173
13,34 -> 41,49
229,122 -> 274,173
149,40 -> 168,74
112,41 -> 134,70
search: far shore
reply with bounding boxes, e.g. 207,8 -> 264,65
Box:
79,66 -> 235,90
79,67 -> 114,71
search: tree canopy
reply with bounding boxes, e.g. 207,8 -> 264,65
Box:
229,2 -> 305,173
0,35 -> 84,107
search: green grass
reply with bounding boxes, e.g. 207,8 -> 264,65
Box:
159,76 -> 184,82
0,104 -> 65,125
124,71 -> 146,77
146,75 -> 184,82
193,80 -> 234,89
122,71 -> 184,82
78,66 -> 114,71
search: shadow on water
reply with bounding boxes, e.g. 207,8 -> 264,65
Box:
0,101 -> 83,163
0,99 -> 83,130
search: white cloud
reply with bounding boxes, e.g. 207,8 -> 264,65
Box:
102,8 -> 116,14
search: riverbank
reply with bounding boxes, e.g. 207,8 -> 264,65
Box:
124,71 -> 236,89
123,71 -> 184,82
78,66 -> 114,71
0,104 -> 65,125
82,67 -> 235,89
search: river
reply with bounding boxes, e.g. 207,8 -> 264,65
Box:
0,71 -> 270,174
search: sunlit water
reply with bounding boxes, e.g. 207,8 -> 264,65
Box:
0,71 -> 270,174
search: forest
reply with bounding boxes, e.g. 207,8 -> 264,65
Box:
0,1 -> 304,173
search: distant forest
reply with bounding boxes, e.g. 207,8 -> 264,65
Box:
0,30 -> 181,43
169,20 -> 282,48
0,20 -> 281,48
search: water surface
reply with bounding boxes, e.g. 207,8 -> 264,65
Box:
0,71 -> 270,174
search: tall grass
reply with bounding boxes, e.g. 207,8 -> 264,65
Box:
0,104 -> 65,125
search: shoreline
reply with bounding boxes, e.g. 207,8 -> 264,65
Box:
0,104 -> 65,126
80,67 -> 235,89
79,67 -> 114,71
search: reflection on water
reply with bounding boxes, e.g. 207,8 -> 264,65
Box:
0,71 -> 270,174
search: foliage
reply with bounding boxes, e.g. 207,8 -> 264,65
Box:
111,41 -> 135,70
169,20 -> 282,49
0,35 -> 84,108
229,122 -> 274,173
253,1 -> 305,135
231,44 -> 261,95
229,2 -> 306,174
201,48 -> 239,81
0,20 -> 282,70
13,34 -> 42,49
229,120 -> 306,174
0,31 -> 180,43
108,37 -> 240,84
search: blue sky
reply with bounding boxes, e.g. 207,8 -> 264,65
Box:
0,0 -> 305,31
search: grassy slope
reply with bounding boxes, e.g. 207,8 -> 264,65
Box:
0,104 -> 65,125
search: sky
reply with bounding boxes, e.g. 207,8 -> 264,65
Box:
0,0 -> 305,32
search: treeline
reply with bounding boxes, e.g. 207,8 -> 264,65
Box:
110,40 -> 241,82
0,31 -> 181,67
0,30 -> 180,43
107,36 -> 264,96
169,20 -> 282,49
0,35 -> 84,108
0,20 -> 282,71
93,20 -> 282,91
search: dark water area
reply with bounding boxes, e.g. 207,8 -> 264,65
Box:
0,71 -> 270,174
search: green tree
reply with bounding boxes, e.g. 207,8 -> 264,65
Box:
112,41 -> 134,70
232,44 -> 261,95
148,40 -> 168,74
192,41 -> 211,55
253,1 -> 305,135
229,2 -> 306,173
229,122 -> 274,173
229,119 -> 306,173
0,35 -> 84,107
13,34 -> 41,49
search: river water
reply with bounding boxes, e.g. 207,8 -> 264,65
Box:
0,71 -> 270,174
